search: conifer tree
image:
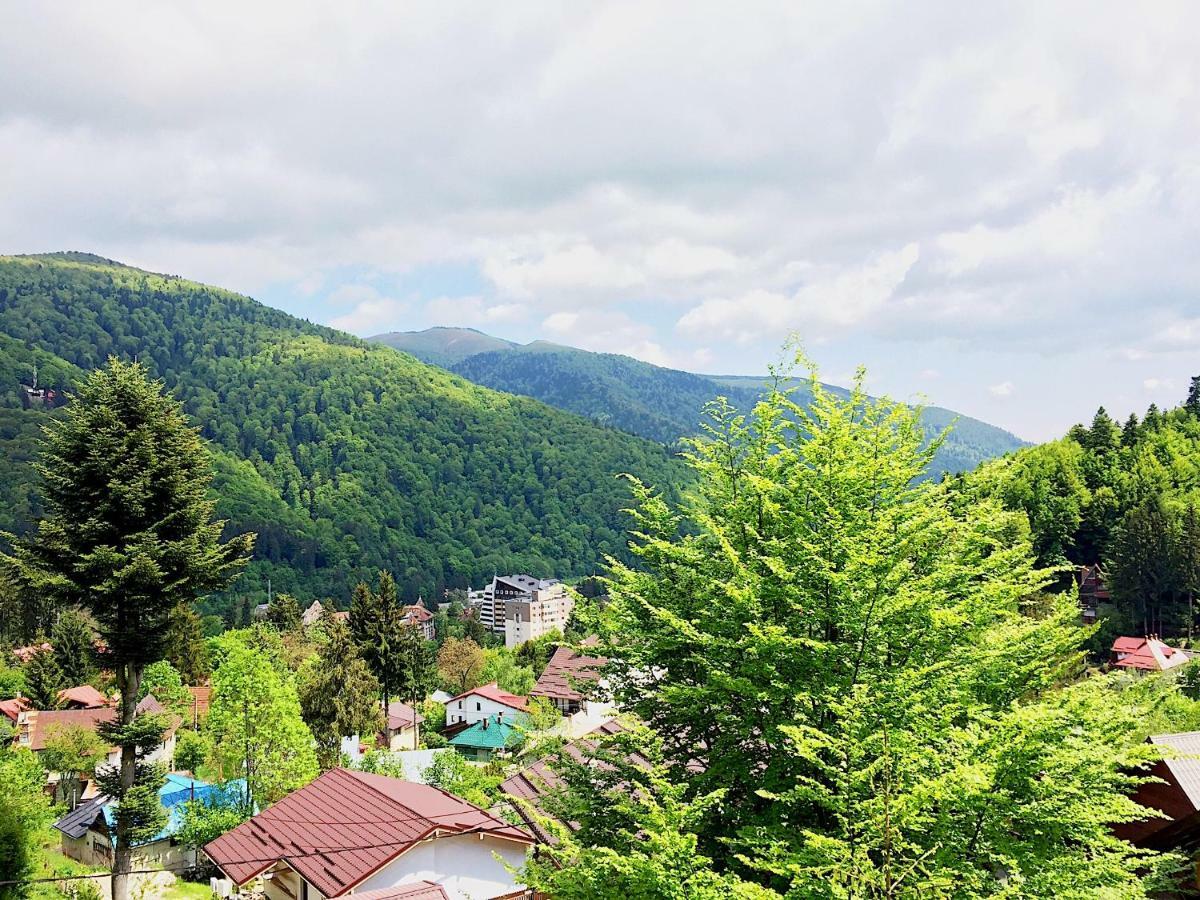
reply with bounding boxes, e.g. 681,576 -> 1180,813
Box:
350,571 -> 411,710
298,614 -> 383,768
164,604 -> 211,685
1144,403 -> 1163,431
51,609 -> 96,687
1122,412 -> 1141,448
22,648 -> 64,710
1088,406 -> 1120,452
1187,375 -> 1200,417
0,359 -> 253,900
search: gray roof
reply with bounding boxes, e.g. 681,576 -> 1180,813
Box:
1150,731 -> 1200,809
53,796 -> 108,839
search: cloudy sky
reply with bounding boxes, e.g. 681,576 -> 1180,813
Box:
3,2 -> 1200,440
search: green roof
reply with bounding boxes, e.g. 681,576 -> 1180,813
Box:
448,713 -> 529,750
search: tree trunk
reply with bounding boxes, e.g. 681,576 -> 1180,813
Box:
112,663 -> 143,900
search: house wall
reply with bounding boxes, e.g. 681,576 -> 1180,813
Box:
353,832 -> 529,900
388,725 -> 418,752
61,829 -> 114,868
445,695 -> 521,728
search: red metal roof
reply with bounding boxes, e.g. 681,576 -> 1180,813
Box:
26,695 -> 177,751
57,685 -> 111,709
187,686 -> 212,718
203,768 -> 531,896
0,697 -> 29,722
1112,636 -> 1145,653
386,702 -> 424,732
351,884 -> 448,900
1111,637 -> 1191,671
403,605 -> 434,624
531,646 -> 607,703
449,682 -> 528,711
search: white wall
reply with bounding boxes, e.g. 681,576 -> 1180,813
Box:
445,694 -> 522,728
354,833 -> 529,900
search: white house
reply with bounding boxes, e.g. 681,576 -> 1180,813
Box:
444,682 -> 528,728
204,768 -> 533,900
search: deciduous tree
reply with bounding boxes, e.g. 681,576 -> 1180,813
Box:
298,617 -> 383,768
437,637 -> 484,693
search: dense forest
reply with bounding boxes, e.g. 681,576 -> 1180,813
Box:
375,327 -> 1027,474
963,389 -> 1200,646
0,253 -> 685,619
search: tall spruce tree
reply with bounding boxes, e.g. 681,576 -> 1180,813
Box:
350,571 -> 409,711
0,359 -> 253,900
164,603 -> 211,685
51,609 -> 97,687
22,648 -> 64,710
1187,375 -> 1200,417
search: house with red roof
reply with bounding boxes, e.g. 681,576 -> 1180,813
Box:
403,604 -> 436,641
444,682 -> 527,729
1111,636 -> 1192,672
0,696 -> 30,728
1116,731 -> 1200,853
530,645 -> 607,716
57,685 -> 111,710
384,701 -> 425,751
203,767 -> 534,900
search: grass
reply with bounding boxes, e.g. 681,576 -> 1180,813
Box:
160,879 -> 211,900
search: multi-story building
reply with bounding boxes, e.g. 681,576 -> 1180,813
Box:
468,574 -> 572,645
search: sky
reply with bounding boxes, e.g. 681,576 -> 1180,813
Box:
2,3 -> 1200,441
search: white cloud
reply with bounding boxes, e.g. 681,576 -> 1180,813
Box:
327,286 -> 408,334
1144,377 -> 1174,392
424,295 -> 529,326
989,381 -> 1014,398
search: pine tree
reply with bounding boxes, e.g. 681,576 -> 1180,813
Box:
51,609 -> 96,687
298,616 -> 383,768
266,593 -> 302,632
1109,497 -> 1182,638
1187,376 -> 1200,417
1121,412 -> 1141,448
1144,403 -> 1163,431
0,359 -> 254,900
23,649 -> 64,710
164,604 -> 210,685
1088,406 -> 1121,452
349,571 -> 410,710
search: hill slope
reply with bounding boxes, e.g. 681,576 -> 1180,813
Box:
374,328 -> 1027,475
372,327 -> 518,368
0,255 -> 685,618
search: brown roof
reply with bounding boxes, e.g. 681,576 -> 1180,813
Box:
403,605 -> 434,624
26,695 -> 179,751
449,682 -> 527,711
187,686 -> 212,718
500,718 -> 626,843
57,685 -> 111,709
530,646 -> 607,703
203,768 -> 532,896
351,885 -> 448,900
0,697 -> 30,723
386,702 -> 424,732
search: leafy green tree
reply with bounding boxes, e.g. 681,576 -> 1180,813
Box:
297,617 -> 383,768
1108,498 -> 1181,637
479,648 -> 535,695
174,728 -> 209,776
208,640 -> 317,808
165,604 -> 211,684
1087,406 -> 1121,454
42,724 -> 109,808
521,727 -> 775,900
0,663 -> 24,701
0,359 -> 254,900
420,751 -> 504,808
138,661 -> 191,719
177,791 -> 248,853
0,746 -> 55,900
51,609 -> 97,687
22,647 -> 64,709
593,364 -> 1177,895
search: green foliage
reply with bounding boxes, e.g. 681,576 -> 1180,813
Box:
22,648 -> 64,710
0,661 -> 24,700
51,609 -> 96,687
0,254 -> 685,618
350,573 -> 433,708
138,662 -> 191,719
297,617 -> 383,769
207,639 -> 317,807
479,648 -> 535,696
177,791 -> 249,851
42,724 -> 109,808
521,726 -> 775,900
589,363 -> 1178,896
266,593 -> 302,632
165,605 -> 211,685
174,729 -> 209,776
513,630 -> 561,674
418,697 -> 446,733
0,747 -> 56,899
420,751 -> 504,809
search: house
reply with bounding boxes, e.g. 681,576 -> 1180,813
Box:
500,718 -> 626,844
1077,564 -> 1109,623
11,642 -> 52,664
187,685 -> 212,727
203,767 -> 534,900
447,713 -> 528,763
54,773 -> 245,869
57,685 -> 111,710
1111,636 -> 1191,672
302,600 -> 327,628
1116,732 -> 1200,851
531,645 -> 607,716
403,605 -> 436,641
385,701 -> 425,751
17,695 -> 181,789
468,575 -> 571,647
0,696 -> 30,727
444,683 -> 527,728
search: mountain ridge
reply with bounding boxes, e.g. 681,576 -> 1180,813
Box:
371,327 -> 1028,474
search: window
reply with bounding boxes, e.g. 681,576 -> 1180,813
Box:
476,702 -> 481,711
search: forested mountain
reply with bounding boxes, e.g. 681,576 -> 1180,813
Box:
964,394 -> 1200,647
372,327 -> 517,368
0,254 -> 685,619
374,328 -> 1027,475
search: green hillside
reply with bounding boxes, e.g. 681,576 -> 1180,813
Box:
372,326 -> 517,368
381,328 -> 1027,475
0,255 -> 685,618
